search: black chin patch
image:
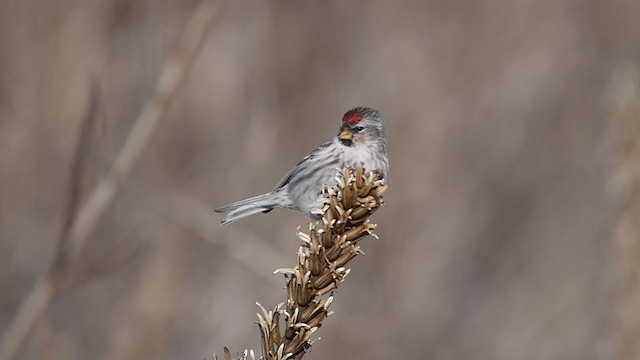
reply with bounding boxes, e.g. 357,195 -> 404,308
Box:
339,138 -> 353,146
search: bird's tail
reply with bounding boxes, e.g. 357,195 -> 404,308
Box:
215,190 -> 290,225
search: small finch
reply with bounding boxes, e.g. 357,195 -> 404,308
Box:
215,107 -> 389,225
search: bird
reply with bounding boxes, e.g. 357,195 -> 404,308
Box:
215,107 -> 388,225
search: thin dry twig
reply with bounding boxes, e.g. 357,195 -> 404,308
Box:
57,83 -> 101,247
219,167 -> 387,360
0,2 -> 220,359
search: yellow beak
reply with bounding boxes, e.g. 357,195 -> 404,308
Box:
338,129 -> 353,141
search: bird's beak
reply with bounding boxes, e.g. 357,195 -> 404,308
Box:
338,127 -> 353,141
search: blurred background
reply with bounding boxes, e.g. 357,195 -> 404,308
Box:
1,0 -> 639,359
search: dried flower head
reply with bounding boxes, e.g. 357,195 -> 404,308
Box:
255,166 -> 387,360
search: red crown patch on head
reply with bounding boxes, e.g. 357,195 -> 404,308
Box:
342,110 -> 364,125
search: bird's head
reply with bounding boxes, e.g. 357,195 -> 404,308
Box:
337,107 -> 386,146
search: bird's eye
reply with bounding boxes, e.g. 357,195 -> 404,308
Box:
354,126 -> 364,132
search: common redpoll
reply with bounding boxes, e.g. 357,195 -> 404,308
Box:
215,107 -> 388,225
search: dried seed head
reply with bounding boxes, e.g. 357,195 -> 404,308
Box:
241,166 -> 387,360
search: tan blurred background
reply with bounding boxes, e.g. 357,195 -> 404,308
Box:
1,1 -> 640,359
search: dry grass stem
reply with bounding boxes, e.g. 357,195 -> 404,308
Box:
0,3 -> 219,359
220,166 -> 387,360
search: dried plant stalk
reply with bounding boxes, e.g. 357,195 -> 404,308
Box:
247,166 -> 386,360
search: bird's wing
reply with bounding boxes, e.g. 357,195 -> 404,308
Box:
273,140 -> 333,190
